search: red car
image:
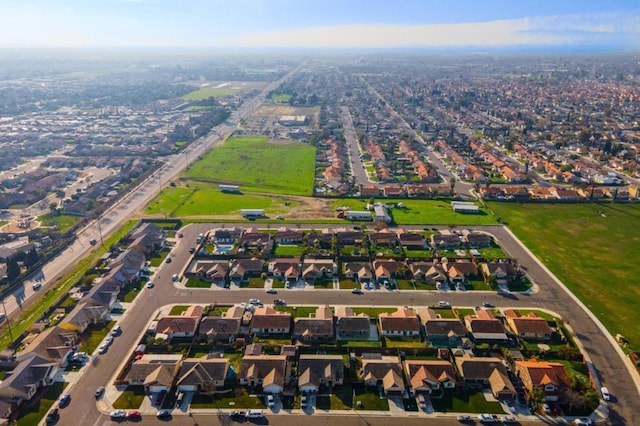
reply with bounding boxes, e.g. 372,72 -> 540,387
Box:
126,411 -> 142,421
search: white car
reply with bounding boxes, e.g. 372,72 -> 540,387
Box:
110,410 -> 126,420
249,299 -> 261,305
438,301 -> 451,308
146,281 -> 154,289
573,419 -> 592,426
98,344 -> 109,354
600,386 -> 611,401
478,414 -> 498,423
266,394 -> 275,407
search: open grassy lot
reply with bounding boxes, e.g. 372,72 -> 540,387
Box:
274,245 -> 303,256
182,87 -> 243,100
488,202 -> 640,351
16,382 -> 67,426
330,199 -> 497,225
270,93 -> 292,103
430,389 -> 503,413
182,136 -> 316,196
145,185 -> 279,217
39,213 -> 83,233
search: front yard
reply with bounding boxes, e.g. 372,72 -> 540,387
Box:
339,278 -> 361,289
430,389 -> 503,413
15,382 -> 67,426
79,320 -> 116,354
316,386 -> 354,410
190,387 -> 266,409
113,386 -> 146,409
185,278 -> 212,288
353,385 -> 390,411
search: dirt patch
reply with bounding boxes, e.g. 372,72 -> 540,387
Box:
254,105 -> 319,117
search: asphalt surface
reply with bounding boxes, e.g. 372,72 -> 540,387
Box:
52,222 -> 637,426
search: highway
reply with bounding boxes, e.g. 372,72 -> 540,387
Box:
51,223 -> 638,426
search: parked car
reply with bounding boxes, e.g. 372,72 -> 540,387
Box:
273,299 -> 285,305
478,413 -> 498,423
172,274 -> 179,281
165,257 -> 172,263
438,301 -> 451,308
351,288 -> 363,294
58,393 -> 71,408
230,410 -> 246,419
110,325 -> 121,336
176,232 -> 183,238
94,386 -> 105,399
45,408 -> 59,425
265,288 -> 277,294
110,410 -> 126,420
600,386 -> 611,401
98,344 -> 108,354
266,394 -> 275,407
502,416 -> 518,424
155,391 -> 167,405
482,302 -> 495,308
32,281 -> 42,290
573,419 -> 592,426
126,410 -> 142,421
249,298 -> 261,305
146,281 -> 154,289
542,403 -> 551,414
188,247 -> 195,253
156,410 -> 172,419
457,415 -> 472,423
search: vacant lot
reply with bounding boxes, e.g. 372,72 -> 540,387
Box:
182,136 -> 316,196
182,87 -> 243,100
489,202 -> 640,351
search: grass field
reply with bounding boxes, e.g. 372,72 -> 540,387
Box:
270,93 -> 292,102
330,199 -> 497,225
488,202 -> 640,351
16,382 -> 67,426
182,87 -> 243,100
39,213 -> 83,233
182,136 -> 316,196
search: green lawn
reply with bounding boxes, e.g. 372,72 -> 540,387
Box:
80,320 -> 116,354
121,280 -> 144,303
384,337 -> 425,349
169,305 -> 190,315
38,213 -> 83,233
275,305 -> 319,318
190,387 -> 265,409
15,382 -> 67,426
113,386 -> 146,409
246,277 -> 265,288
352,307 -> 397,317
431,308 -> 457,318
338,340 -> 382,348
353,386 -> 389,411
209,306 -> 230,316
339,278 -> 361,289
331,199 -> 497,225
404,249 -> 434,258
274,245 -> 304,256
182,136 -> 316,196
430,389 -> 503,413
149,248 -> 170,267
182,87 -> 243,100
478,245 -> 509,260
185,278 -> 212,288
397,279 -> 437,291
270,93 -> 293,102
316,386 -> 354,410
488,202 -> 640,351
271,278 -> 286,288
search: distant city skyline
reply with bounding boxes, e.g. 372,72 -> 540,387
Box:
1,0 -> 639,50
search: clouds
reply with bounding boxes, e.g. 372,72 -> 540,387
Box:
0,1 -> 637,49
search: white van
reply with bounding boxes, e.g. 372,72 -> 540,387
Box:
246,409 -> 264,418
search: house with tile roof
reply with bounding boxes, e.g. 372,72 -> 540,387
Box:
361,355 -> 406,396
417,308 -> 467,348
293,306 -> 334,343
335,306 -> 371,340
379,307 -> 421,338
298,354 -> 344,393
238,355 -> 288,394
125,354 -> 182,394
504,310 -> 553,341
198,305 -> 244,343
464,310 -> 509,343
514,360 -> 571,402
250,306 -> 292,336
176,357 -> 229,393
405,360 -> 457,394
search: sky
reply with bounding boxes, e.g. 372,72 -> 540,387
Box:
0,0 -> 639,50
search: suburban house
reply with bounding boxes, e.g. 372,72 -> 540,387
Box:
463,232 -> 493,248
504,310 -> 553,341
17,326 -> 77,367
418,308 -> 467,348
514,360 -> 571,402
186,260 -> 229,283
274,228 -> 304,244
368,230 -> 399,246
396,230 -> 427,250
343,262 -> 373,284
127,222 -> 165,251
306,231 -> 334,249
197,306 -> 244,343
335,306 -> 371,340
229,257 -> 264,283
155,305 -> 203,341
431,233 -> 463,250
238,354 -> 288,394
335,230 -> 364,246
176,357 -> 230,394
408,261 -> 448,285
102,260 -> 140,289
212,227 -> 242,244
464,310 -> 509,343
250,307 -> 292,336
269,258 -> 301,283
301,259 -> 336,282
0,353 -> 59,409
379,307 -> 421,338
293,306 -> 335,343
240,228 -> 272,250
85,279 -> 120,310
454,355 -> 516,400
110,248 -> 147,276
480,261 -> 518,285
297,355 -> 344,393
446,259 -> 478,285
361,355 -> 406,395
59,302 -> 109,333
124,354 -> 182,394
405,360 -> 457,394
373,259 -> 405,284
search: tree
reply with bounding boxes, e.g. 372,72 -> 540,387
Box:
6,257 -> 20,281
24,248 -> 39,268
449,177 -> 456,196
49,202 -> 59,214
530,387 -> 545,412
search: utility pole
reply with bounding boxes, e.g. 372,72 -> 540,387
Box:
1,300 -> 13,345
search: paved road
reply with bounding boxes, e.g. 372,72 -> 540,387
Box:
340,106 -> 371,188
53,222 -> 636,426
